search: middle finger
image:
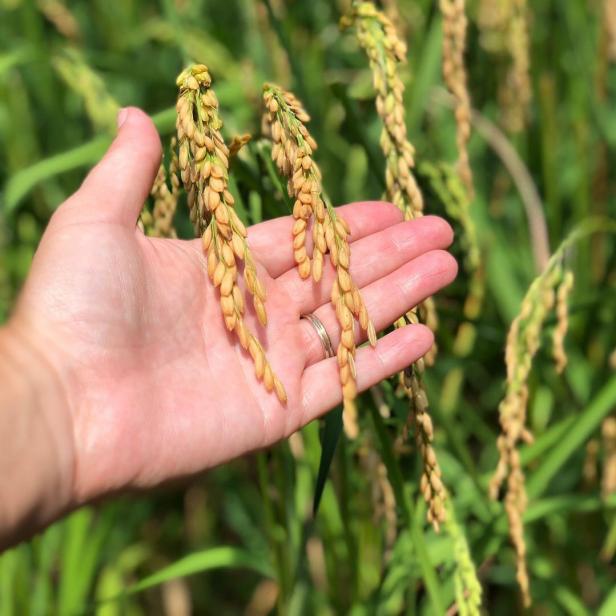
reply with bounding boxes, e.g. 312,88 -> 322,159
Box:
277,215 -> 454,314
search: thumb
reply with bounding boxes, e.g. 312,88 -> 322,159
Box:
58,107 -> 162,227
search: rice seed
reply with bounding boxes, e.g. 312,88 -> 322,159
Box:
229,133 -> 252,159
176,65 -> 286,403
262,83 -> 376,436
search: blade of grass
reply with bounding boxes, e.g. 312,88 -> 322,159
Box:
4,108 -> 176,212
99,546 -> 272,603
313,407 -> 343,515
527,375 -> 616,498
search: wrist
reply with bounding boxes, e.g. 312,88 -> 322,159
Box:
0,318 -> 76,549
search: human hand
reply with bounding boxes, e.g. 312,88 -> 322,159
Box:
2,108 -> 456,540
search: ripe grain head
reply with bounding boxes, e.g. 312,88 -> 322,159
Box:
148,138 -> 180,239
262,83 -> 376,436
439,0 -> 474,198
176,65 -> 286,403
343,2 -> 445,527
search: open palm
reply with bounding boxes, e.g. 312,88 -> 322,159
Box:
13,109 -> 456,506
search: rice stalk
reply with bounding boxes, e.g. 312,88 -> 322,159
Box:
439,0 -> 474,198
51,48 -> 118,133
341,1 -> 445,529
176,65 -> 286,403
262,83 -> 376,438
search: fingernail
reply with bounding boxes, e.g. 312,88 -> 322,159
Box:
117,108 -> 129,129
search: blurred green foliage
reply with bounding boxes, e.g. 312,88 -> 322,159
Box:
1,0 -> 615,614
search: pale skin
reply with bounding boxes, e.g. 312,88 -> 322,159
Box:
0,108 -> 457,549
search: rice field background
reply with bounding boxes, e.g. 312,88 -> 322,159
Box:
1,0 -> 615,614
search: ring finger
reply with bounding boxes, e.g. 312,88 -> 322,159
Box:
299,249 -> 458,366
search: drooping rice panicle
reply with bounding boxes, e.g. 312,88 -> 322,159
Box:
176,65 -> 286,403
502,0 -> 532,133
477,0 -> 531,132
490,219 -> 616,606
262,83 -> 376,437
602,417 -> 616,498
489,266 -> 560,607
490,259 -> 572,605
606,0 -> 616,61
51,48 -> 118,133
37,0 -> 80,40
147,138 -> 180,239
342,1 -> 445,528
340,2 -> 422,221
552,270 -> 574,374
439,0 -> 474,197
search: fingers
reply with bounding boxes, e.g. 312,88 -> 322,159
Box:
279,215 -> 454,314
300,250 -> 458,366
300,324 -> 434,424
247,201 -> 403,277
56,108 -> 162,227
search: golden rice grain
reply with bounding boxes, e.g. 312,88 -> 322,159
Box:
229,133 -> 252,159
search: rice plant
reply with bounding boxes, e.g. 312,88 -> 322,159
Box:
1,0 -> 615,614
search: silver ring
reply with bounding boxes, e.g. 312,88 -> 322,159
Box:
301,313 -> 335,359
